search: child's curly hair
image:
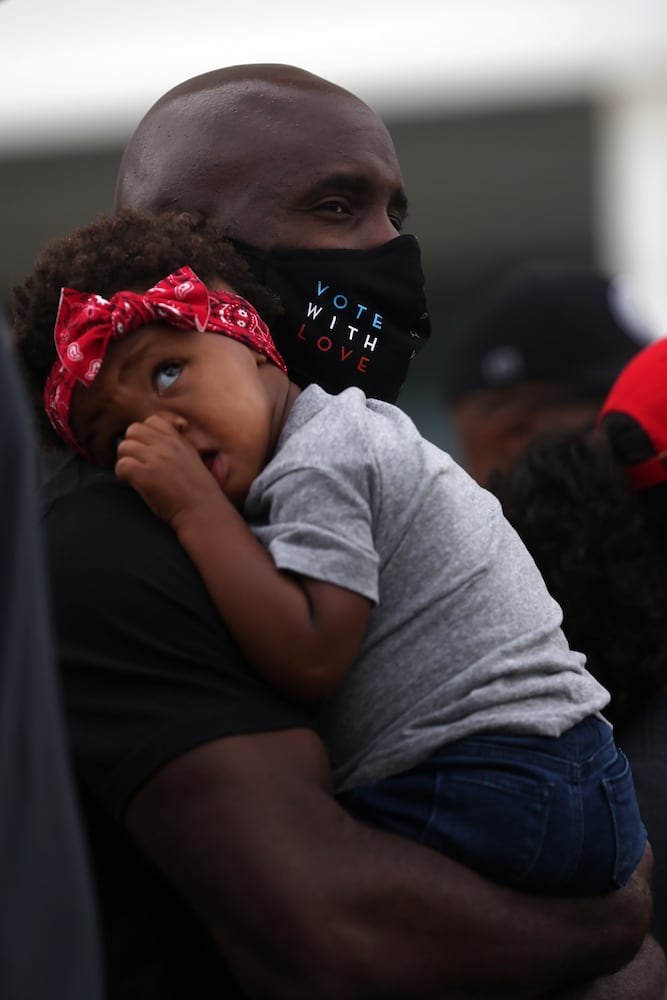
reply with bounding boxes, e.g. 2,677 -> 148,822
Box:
492,416 -> 667,722
12,208 -> 283,451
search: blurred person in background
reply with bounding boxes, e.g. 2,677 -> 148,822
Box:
493,335 -> 667,950
442,264 -> 654,486
0,308 -> 103,1000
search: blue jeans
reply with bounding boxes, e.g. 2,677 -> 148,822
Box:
341,717 -> 647,894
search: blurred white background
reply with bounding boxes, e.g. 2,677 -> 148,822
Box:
2,0 -> 666,445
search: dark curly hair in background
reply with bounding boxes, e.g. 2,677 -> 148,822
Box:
491,414 -> 667,723
12,209 -> 282,452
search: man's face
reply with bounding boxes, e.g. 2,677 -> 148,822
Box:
115,81 -> 425,404
452,385 -> 602,486
184,87 -> 408,253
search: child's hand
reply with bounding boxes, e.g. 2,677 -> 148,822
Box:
115,412 -> 223,526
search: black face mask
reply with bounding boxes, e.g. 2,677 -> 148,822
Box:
233,235 -> 431,404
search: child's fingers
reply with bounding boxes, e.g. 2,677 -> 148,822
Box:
142,412 -> 187,435
123,416 -> 178,444
114,454 -> 158,490
116,426 -> 201,478
115,449 -> 177,484
115,412 -> 202,490
114,455 -> 139,483
116,440 -> 191,475
116,434 -> 158,463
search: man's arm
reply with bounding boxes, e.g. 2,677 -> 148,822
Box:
125,727 -> 653,1000
43,466 -> 654,998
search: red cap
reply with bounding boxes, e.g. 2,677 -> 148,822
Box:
598,336 -> 667,489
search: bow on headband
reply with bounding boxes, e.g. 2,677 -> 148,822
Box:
44,265 -> 286,458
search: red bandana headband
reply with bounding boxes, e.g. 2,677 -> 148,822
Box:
44,266 -> 286,458
598,335 -> 667,490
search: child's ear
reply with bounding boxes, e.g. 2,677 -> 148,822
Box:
253,350 -> 268,367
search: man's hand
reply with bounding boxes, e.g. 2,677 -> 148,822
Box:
554,934 -> 667,1000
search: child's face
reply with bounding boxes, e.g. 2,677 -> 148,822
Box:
70,323 -> 283,505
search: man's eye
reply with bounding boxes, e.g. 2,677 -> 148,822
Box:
154,361 -> 182,392
389,213 -> 404,233
317,200 -> 350,216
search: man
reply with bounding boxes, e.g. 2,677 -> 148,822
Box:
0,319 -> 103,999
442,264 -> 654,485
39,64 -> 662,997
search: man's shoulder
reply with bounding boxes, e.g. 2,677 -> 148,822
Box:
41,455 -> 157,530
287,384 -> 400,436
40,455 -> 177,576
41,455 -> 121,510
276,386 -> 420,479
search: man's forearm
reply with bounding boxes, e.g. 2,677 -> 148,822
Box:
286,826 -> 652,999
125,728 -> 653,998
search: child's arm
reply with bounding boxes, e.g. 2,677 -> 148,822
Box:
116,413 -> 372,701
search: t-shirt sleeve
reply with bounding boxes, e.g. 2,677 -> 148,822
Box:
247,428 -> 380,603
42,469 -> 313,821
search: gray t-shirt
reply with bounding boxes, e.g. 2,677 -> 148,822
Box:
246,385 -> 609,792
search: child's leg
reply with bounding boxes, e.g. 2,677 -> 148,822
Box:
341,718 -> 646,894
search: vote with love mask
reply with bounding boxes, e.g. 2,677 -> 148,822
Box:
234,234 -> 431,404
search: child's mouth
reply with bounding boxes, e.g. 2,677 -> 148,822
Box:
202,451 -> 227,491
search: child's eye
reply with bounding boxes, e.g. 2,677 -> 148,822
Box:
154,360 -> 182,392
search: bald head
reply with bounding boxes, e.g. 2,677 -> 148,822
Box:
116,65 -> 340,212
115,63 -> 405,252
